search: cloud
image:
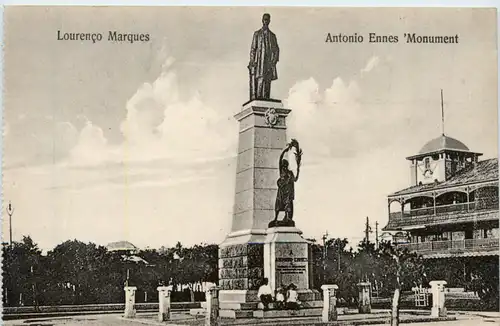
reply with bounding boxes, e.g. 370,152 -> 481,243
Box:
121,56 -> 236,162
64,54 -> 237,171
286,56 -> 413,160
46,52 -> 239,193
69,120 -> 110,167
4,118 -> 79,169
361,56 -> 380,74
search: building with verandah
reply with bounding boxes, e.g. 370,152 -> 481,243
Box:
383,133 -> 498,267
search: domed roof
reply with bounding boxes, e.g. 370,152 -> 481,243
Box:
419,135 -> 470,154
106,241 -> 138,252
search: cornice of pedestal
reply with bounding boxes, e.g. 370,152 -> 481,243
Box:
242,98 -> 284,108
219,228 -> 268,246
226,228 -> 268,238
264,226 -> 311,244
235,99 -> 291,122
266,226 -> 303,235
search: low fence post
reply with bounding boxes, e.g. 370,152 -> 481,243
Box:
429,280 -> 447,317
205,285 -> 220,326
357,282 -> 372,314
123,286 -> 137,318
321,284 -> 339,322
157,285 -> 173,321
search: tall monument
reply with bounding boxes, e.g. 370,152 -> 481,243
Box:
218,14 -> 319,318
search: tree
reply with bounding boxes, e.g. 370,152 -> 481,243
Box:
176,243 -> 218,302
308,239 -> 324,290
378,241 -> 425,326
46,240 -> 122,304
309,237 -> 357,306
469,256 -> 499,311
325,238 -> 356,305
2,236 -> 42,307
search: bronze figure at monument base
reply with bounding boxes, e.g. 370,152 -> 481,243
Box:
270,139 -> 302,228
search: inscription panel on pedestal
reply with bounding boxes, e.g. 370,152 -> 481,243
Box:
274,242 -> 309,289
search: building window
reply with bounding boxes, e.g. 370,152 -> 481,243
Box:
487,228 -> 499,239
424,157 -> 430,170
473,229 -> 484,239
452,231 -> 465,240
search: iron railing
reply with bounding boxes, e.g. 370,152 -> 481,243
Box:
388,200 -> 498,228
399,238 -> 499,254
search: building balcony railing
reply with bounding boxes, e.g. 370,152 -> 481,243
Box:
387,200 -> 498,229
398,238 -> 499,256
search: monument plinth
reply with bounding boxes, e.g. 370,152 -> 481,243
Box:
218,14 -> 320,319
219,100 -> 289,301
218,100 -> 320,318
264,226 -> 311,291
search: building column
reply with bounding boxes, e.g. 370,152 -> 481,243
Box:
466,188 -> 470,212
433,192 -> 437,216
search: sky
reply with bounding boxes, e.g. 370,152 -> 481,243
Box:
2,6 -> 498,253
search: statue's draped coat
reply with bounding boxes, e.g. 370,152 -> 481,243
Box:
249,28 -> 279,81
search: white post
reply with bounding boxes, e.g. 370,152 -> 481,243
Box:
321,284 -> 339,322
429,280 -> 447,317
357,282 -> 371,313
124,286 -> 137,318
157,285 -> 173,321
205,285 -> 220,326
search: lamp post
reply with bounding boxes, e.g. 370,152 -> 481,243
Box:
337,241 -> 341,272
6,201 -> 14,247
31,265 -> 39,311
322,231 -> 329,283
125,268 -> 130,287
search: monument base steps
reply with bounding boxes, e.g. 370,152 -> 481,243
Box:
256,300 -> 323,310
218,289 -> 321,319
296,300 -> 323,309
219,290 -> 259,303
297,289 -> 322,301
219,302 -> 259,310
189,308 -> 205,316
217,300 -> 323,319
220,289 -> 320,302
253,307 -> 322,318
219,309 -> 254,319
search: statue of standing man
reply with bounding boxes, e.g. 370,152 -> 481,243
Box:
248,13 -> 280,101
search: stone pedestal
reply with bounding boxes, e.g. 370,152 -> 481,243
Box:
321,284 -> 339,322
157,286 -> 172,322
430,280 -> 447,317
264,227 -> 312,292
218,99 -> 321,319
205,285 -> 220,326
226,99 -> 290,237
219,100 -> 291,312
357,282 -> 371,314
123,286 -> 137,318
